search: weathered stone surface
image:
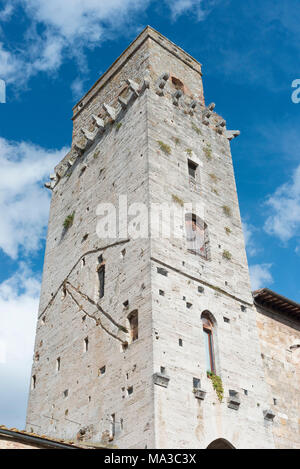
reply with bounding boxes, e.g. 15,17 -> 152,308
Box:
26,26 -> 299,450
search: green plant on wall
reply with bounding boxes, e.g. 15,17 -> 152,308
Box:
191,122 -> 202,135
157,140 -> 171,155
222,205 -> 232,217
207,372 -> 224,402
172,194 -> 184,206
225,226 -> 232,235
204,144 -> 212,160
185,148 -> 192,156
63,212 -> 75,230
223,250 -> 232,260
173,137 -> 180,146
209,173 -> 218,183
115,122 -> 122,131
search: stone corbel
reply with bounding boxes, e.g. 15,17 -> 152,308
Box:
153,372 -> 170,388
140,77 -> 150,92
188,100 -> 197,115
92,115 -> 105,132
225,130 -> 240,141
81,128 -> 97,144
193,388 -> 206,400
216,119 -> 226,132
102,103 -> 117,122
172,89 -> 183,106
202,102 -> 215,125
227,390 -> 241,410
74,139 -> 87,156
156,72 -> 169,96
126,79 -> 140,97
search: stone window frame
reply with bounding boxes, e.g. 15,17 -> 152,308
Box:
201,311 -> 217,375
185,213 -> 211,260
127,310 -> 138,343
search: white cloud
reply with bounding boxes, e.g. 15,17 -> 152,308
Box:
0,0 -> 222,89
71,77 -> 85,101
0,265 -> 40,429
249,263 -> 273,291
0,0 -> 151,87
165,0 -> 218,21
0,137 -> 67,259
0,2 -> 14,21
242,220 -> 258,257
264,164 -> 300,243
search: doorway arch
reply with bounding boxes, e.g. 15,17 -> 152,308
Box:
207,439 -> 235,449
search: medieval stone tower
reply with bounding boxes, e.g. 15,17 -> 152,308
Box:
26,26 -> 278,449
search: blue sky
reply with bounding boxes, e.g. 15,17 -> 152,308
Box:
0,0 -> 299,430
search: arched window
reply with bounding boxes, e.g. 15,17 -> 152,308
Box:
207,439 -> 235,449
201,312 -> 216,374
185,214 -> 209,259
128,310 -> 138,342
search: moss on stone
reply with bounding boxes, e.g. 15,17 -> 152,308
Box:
222,205 -> 232,217
207,372 -> 224,402
63,212 -> 75,230
172,194 -> 184,206
157,140 -> 171,155
223,250 -> 232,260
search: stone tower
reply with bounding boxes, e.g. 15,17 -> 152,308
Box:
26,26 -> 276,449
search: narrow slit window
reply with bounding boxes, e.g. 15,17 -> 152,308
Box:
31,375 -> 36,390
185,213 -> 209,259
202,313 -> 216,374
56,357 -> 61,372
84,337 -> 89,353
128,310 -> 138,342
98,265 -> 105,299
110,414 -> 116,440
188,159 -> 198,180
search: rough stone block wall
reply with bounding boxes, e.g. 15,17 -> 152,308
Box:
26,88 -> 155,448
256,306 -> 300,449
26,26 -> 298,449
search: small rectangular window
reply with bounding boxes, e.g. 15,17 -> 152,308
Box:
110,414 -> 115,440
188,159 -> 198,179
31,375 -> 36,390
193,378 -> 201,389
98,265 -> 105,299
84,337 -> 89,353
56,357 -> 61,372
157,267 -> 168,276
128,311 -> 138,342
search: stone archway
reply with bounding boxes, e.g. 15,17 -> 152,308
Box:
207,438 -> 235,449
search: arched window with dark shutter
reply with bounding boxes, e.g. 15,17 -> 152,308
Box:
201,311 -> 216,374
185,213 -> 209,259
128,310 -> 138,343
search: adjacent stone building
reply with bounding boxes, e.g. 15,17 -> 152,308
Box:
26,26 -> 300,449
